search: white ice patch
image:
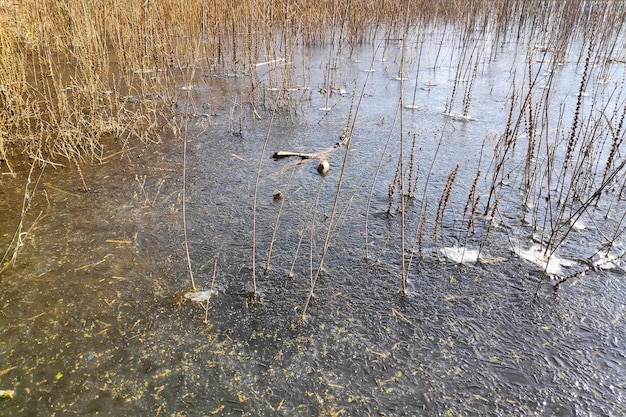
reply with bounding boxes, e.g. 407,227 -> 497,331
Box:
592,252 -> 624,271
184,289 -> 218,303
512,244 -> 575,275
570,219 -> 586,231
440,246 -> 480,264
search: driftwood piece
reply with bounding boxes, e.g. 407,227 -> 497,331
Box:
272,151 -> 318,160
272,141 -> 344,175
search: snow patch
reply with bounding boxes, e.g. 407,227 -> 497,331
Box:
512,245 -> 575,275
592,252 -> 624,271
440,246 -> 480,264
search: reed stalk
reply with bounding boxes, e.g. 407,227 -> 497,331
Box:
364,104 -> 398,259
433,165 -> 459,241
251,106 -> 279,299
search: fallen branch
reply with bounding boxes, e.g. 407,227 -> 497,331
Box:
272,151 -> 318,160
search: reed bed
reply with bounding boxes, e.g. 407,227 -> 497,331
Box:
1,0 -> 623,162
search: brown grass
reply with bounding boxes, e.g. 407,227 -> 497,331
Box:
1,0 -> 624,164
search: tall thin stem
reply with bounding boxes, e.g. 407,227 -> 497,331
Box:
399,22 -> 409,295
181,122 -> 196,291
252,108 -> 278,297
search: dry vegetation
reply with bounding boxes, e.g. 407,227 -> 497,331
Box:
1,0 -> 622,165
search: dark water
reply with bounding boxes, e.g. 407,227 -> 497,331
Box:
1,33 -> 626,416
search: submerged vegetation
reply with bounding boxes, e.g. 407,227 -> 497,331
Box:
1,0 -> 626,297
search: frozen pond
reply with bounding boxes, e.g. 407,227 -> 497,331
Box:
1,25 -> 626,416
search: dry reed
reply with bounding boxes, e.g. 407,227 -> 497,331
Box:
1,0 -> 623,162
